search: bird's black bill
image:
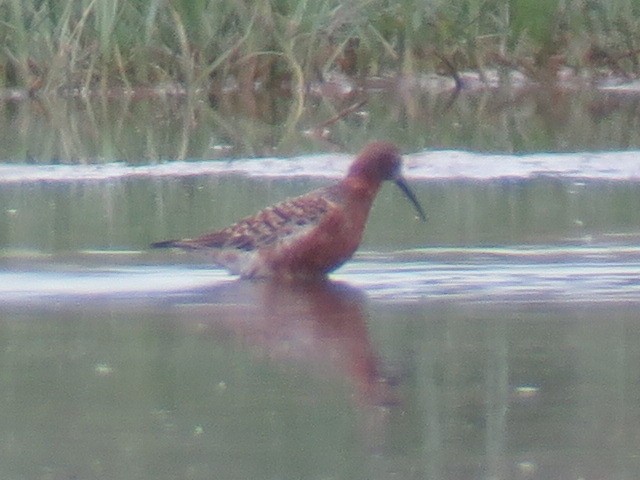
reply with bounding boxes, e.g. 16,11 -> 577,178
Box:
394,178 -> 427,222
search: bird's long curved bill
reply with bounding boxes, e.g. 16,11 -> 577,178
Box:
394,178 -> 427,222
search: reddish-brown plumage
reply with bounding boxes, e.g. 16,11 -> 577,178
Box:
152,141 -> 425,279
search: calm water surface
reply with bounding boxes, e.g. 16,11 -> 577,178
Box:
1,88 -> 640,479
1,264 -> 640,479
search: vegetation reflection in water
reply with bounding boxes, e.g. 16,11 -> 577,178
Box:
3,85 -> 640,164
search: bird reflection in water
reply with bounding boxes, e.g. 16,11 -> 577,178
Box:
180,279 -> 397,410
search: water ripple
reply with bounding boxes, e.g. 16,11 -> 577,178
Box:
1,246 -> 639,307
336,246 -> 640,303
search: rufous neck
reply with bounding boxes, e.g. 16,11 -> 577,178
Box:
341,175 -> 383,201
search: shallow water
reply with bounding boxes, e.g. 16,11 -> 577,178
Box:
2,244 -> 640,306
1,260 -> 640,479
2,89 -> 640,479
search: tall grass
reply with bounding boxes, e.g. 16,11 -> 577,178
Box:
1,0 -> 640,94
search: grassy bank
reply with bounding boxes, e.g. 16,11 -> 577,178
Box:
2,0 -> 640,95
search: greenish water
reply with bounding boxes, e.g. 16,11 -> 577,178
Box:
3,85 -> 640,163
2,87 -> 640,479
2,176 -> 640,254
1,288 -> 639,480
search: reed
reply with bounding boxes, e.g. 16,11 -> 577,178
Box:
1,0 -> 639,94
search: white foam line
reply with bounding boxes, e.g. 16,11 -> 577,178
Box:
0,267 -> 232,301
0,155 -> 347,184
2,150 -> 640,184
404,150 -> 640,181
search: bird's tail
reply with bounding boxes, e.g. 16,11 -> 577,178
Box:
150,239 -> 201,250
150,240 -> 180,249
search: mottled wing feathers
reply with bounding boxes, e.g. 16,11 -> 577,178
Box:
151,141 -> 423,278
173,187 -> 335,252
